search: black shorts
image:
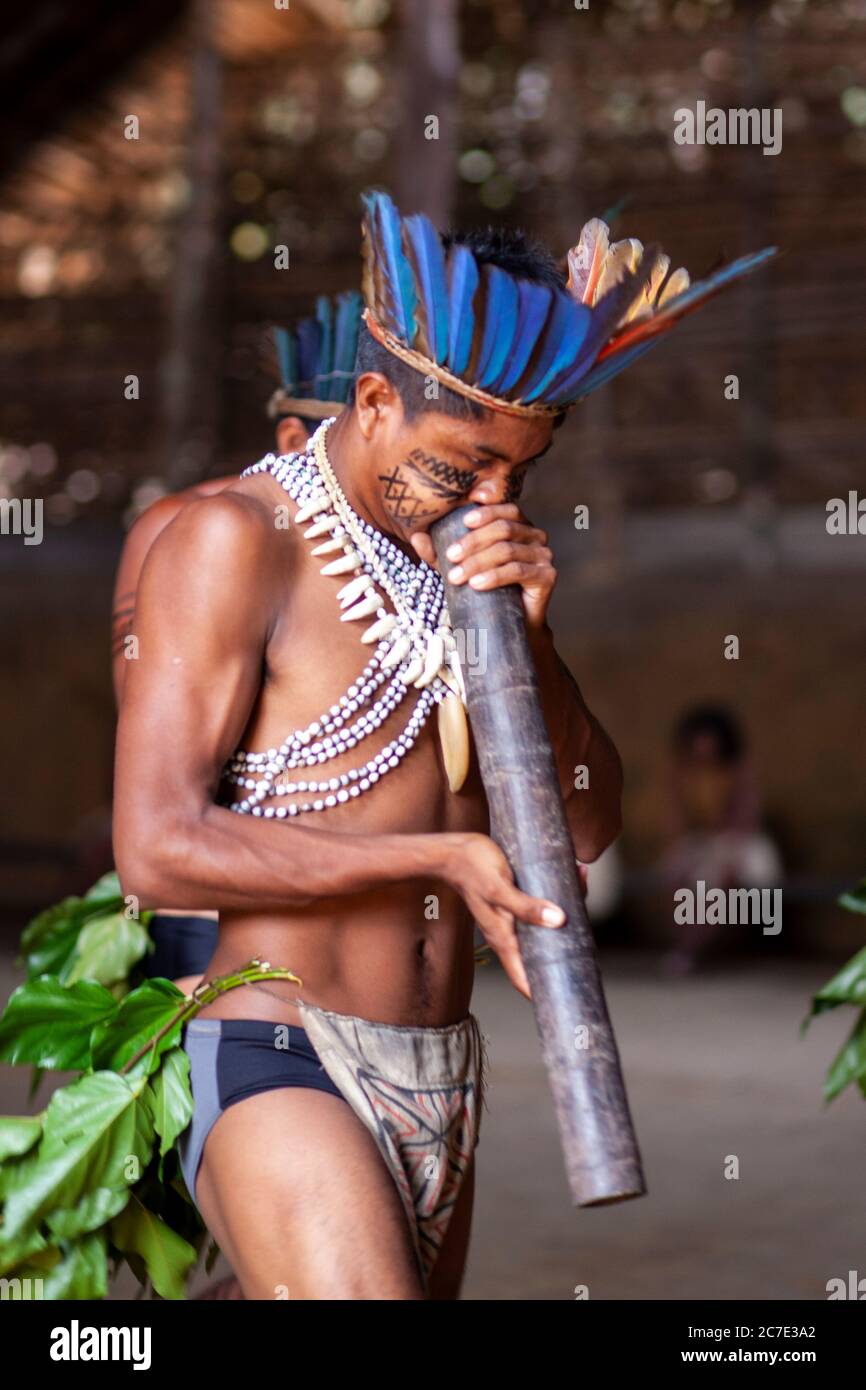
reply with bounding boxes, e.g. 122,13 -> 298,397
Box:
178,1019 -> 348,1205
139,913 -> 218,982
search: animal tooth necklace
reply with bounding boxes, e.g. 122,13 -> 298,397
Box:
223,419 -> 469,817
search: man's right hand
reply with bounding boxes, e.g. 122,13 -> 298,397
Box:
437,832 -> 566,999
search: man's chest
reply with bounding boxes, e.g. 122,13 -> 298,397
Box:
230,565 -> 487,836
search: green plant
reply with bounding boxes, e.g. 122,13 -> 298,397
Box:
0,960 -> 299,1298
803,879 -> 866,1102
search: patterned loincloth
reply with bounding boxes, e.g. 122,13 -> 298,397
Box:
295,999 -> 487,1288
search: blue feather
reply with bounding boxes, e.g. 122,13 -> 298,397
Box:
653,246 -> 777,319
332,291 -> 362,402
491,281 -> 552,395
565,338 -> 660,400
550,245 -> 778,404
296,317 -> 321,392
474,266 -> 519,389
520,296 -> 592,404
273,326 -> 296,393
404,214 -> 449,364
362,191 -> 417,344
315,296 -> 334,392
543,255 -> 660,403
447,245 -> 479,377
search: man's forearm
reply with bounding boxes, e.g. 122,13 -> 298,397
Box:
115,800 -> 449,913
528,621 -> 623,860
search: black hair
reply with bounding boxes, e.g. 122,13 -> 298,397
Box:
350,225 -> 568,423
673,705 -> 745,764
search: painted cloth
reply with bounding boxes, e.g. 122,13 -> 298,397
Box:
295,999 -> 486,1285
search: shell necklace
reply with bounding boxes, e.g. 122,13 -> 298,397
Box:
223,419 -> 469,818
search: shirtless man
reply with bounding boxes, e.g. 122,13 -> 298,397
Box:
114,205 -> 622,1300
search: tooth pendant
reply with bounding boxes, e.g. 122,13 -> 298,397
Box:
437,692 -> 470,793
413,632 -> 445,688
305,515 -> 339,539
337,574 -> 372,607
294,494 -> 331,524
341,594 -> 381,623
402,652 -> 425,685
449,650 -> 467,702
311,537 -> 344,556
320,551 -> 362,576
381,634 -> 410,670
361,614 -> 397,644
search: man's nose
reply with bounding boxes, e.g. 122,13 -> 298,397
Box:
467,471 -> 509,506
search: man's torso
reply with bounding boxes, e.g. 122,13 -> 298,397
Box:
198,471 -> 488,1028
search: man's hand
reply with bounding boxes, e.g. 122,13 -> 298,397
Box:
437,831 -> 566,999
410,503 -> 555,630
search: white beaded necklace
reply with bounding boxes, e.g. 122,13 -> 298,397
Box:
223,419 -> 467,818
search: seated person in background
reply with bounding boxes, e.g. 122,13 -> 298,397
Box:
661,704 -> 782,975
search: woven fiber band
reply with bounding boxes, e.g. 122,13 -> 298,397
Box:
267,390 -> 348,421
363,310 -> 565,420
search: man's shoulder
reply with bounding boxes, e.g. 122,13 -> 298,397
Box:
150,476 -> 285,570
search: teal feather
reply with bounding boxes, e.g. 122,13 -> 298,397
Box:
332,291 -> 362,402
272,326 -> 297,393
315,296 -> 334,393
654,246 -> 777,320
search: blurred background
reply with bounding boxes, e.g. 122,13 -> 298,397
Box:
1,0 -> 865,1299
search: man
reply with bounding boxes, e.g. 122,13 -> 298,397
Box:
112,295 -> 362,994
114,194 -> 624,1300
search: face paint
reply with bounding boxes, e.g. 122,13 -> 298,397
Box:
378,449 -> 477,532
377,462 -> 443,529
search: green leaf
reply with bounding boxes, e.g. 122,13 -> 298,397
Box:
806,945 -> 866,1025
2,1070 -> 154,1242
41,1230 -> 109,1300
65,912 -> 149,988
0,1223 -> 55,1276
84,871 -> 123,905
18,871 -> 151,984
838,879 -> 866,915
21,906 -> 86,981
0,1114 -> 42,1162
110,1193 -> 197,1300
0,977 -> 118,1070
90,979 -> 186,1076
823,1008 -> 866,1102
146,1048 -> 193,1159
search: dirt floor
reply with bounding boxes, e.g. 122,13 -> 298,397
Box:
1,946 -> 862,1302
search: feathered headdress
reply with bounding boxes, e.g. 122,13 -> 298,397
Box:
360,190 -> 776,418
266,290 -> 363,420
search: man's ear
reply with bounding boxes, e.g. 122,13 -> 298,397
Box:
275,415 -> 310,455
354,371 -> 402,440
